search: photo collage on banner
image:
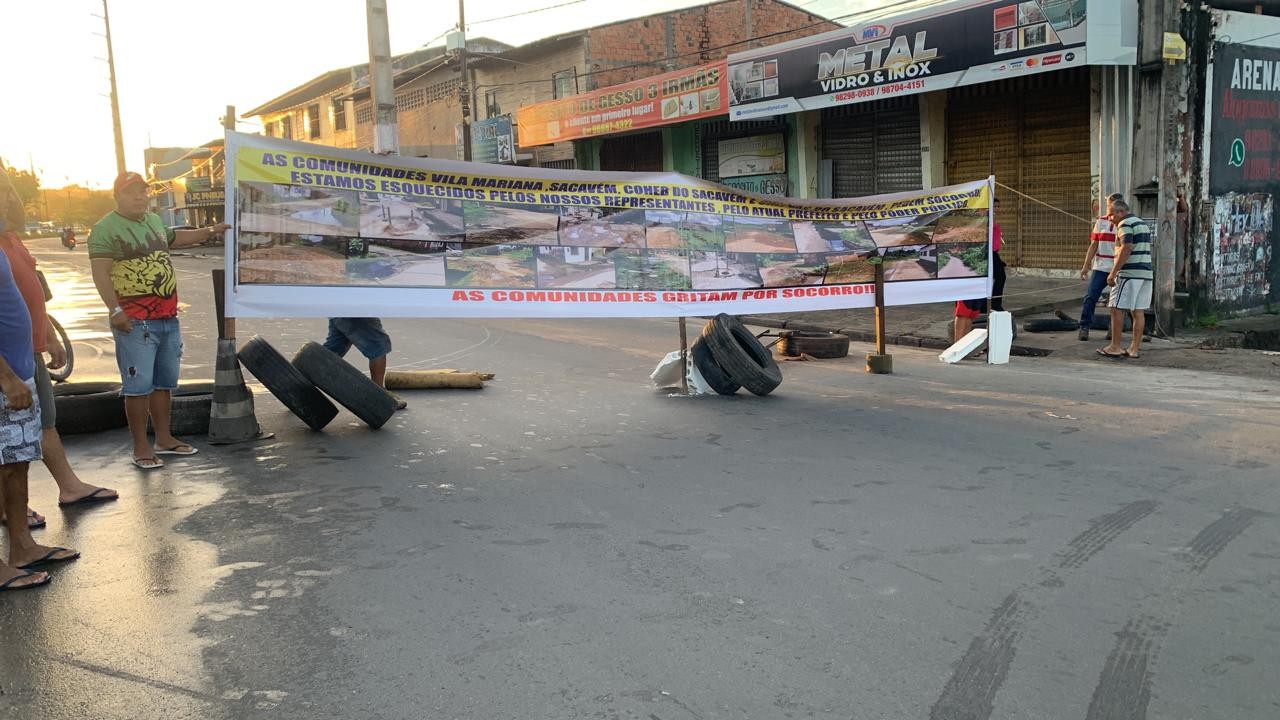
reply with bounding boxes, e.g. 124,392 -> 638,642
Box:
236,182 -> 990,292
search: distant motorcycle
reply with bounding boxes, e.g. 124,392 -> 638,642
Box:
60,227 -> 76,250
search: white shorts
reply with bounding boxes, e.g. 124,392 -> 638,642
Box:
1109,277 -> 1152,311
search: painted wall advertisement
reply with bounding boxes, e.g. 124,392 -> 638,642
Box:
470,115 -> 515,165
517,61 -> 728,147
1211,194 -> 1273,308
1209,43 -> 1280,194
224,131 -> 992,318
728,0 -> 1088,120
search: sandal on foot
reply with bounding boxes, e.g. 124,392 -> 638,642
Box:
18,547 -> 80,570
58,488 -> 119,508
1,509 -> 46,530
155,443 -> 198,456
0,570 -> 50,592
1096,348 -> 1125,358
133,456 -> 165,470
1122,350 -> 1140,359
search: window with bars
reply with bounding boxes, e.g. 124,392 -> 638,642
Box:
485,89 -> 501,119
333,99 -> 347,131
307,104 -> 321,139
356,103 -> 372,124
281,115 -> 293,139
425,78 -> 460,103
552,68 -> 577,99
396,88 -> 425,111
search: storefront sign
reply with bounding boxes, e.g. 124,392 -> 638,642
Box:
471,115 -> 516,165
517,61 -> 728,147
1209,43 -> 1280,194
728,0 -> 1092,120
225,131 -> 992,319
719,174 -> 789,196
717,134 -> 786,179
186,176 -> 212,192
184,190 -> 225,207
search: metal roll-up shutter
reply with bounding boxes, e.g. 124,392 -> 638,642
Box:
599,132 -> 664,172
948,68 -> 1091,269
698,119 -> 788,182
821,97 -> 921,197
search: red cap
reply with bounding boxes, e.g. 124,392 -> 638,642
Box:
113,171 -> 146,195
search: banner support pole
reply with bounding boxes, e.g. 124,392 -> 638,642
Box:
866,262 -> 892,374
678,317 -> 689,395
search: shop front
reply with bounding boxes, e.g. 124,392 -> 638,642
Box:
727,0 -> 1137,269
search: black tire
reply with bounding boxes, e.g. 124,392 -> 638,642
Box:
53,382 -> 126,435
691,337 -> 740,395
237,336 -> 338,431
47,316 -> 73,382
702,314 -> 781,396
146,382 -> 217,437
778,331 -> 850,359
291,342 -> 396,430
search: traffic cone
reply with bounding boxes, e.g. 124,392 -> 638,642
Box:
208,337 -> 272,444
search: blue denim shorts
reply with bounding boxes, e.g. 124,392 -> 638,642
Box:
112,317 -> 183,396
324,317 -> 391,360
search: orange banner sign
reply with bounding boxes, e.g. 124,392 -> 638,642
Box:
517,61 -> 727,147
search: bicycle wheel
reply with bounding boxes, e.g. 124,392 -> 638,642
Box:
47,315 -> 74,382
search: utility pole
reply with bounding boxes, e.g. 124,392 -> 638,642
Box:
367,0 -> 399,155
457,0 -> 472,161
102,0 -> 126,175
1155,0 -> 1183,336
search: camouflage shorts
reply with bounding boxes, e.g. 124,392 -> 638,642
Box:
1,378 -> 42,464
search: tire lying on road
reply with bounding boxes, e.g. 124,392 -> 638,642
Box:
291,342 -> 397,430
237,336 -> 339,431
691,337 -> 740,395
778,331 -> 850,359
53,381 -> 126,435
146,382 -> 216,437
702,314 -> 782,396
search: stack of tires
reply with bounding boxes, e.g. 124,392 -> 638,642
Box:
54,381 -> 217,437
690,314 -> 782,396
237,337 -> 396,431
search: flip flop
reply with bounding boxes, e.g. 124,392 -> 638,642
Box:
17,546 -> 80,570
1,509 -> 46,529
1122,350 -> 1140,359
1096,348 -> 1126,358
133,456 -> 165,470
391,394 -> 408,411
155,443 -> 198,456
0,570 -> 50,592
58,488 -> 119,508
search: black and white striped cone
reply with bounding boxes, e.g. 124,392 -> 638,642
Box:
208,337 -> 270,444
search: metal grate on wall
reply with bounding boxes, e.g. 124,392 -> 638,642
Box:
539,160 -> 576,170
820,96 -> 921,197
355,103 -> 372,125
395,88 -> 425,111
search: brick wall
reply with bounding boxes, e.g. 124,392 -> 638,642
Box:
472,39 -> 587,121
585,0 -> 836,89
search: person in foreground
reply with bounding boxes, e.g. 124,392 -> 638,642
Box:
1,252 -> 79,593
88,171 -> 229,469
1096,199 -> 1152,359
1078,192 -> 1123,341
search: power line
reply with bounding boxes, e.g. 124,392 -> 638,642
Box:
472,0 -> 951,91
468,0 -> 589,26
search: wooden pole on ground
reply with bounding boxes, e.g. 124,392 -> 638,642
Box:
678,317 -> 689,395
866,262 -> 892,374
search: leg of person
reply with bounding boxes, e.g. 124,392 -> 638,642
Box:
344,318 -> 406,410
369,354 -> 388,388
323,318 -> 353,358
0,464 -> 50,590
1079,270 -> 1107,340
0,385 -> 76,573
32,354 -> 118,506
954,301 -> 980,343
114,322 -> 164,469
1125,280 -> 1151,358
990,251 -> 1007,313
1098,283 -> 1126,356
150,319 -> 195,456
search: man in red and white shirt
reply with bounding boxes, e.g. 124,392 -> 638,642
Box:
1077,193 -> 1123,341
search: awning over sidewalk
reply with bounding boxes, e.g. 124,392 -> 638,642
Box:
727,0 -> 1137,120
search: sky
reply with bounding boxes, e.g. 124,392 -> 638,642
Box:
0,0 -> 885,190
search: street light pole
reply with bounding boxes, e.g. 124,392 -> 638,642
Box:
103,0 -> 126,175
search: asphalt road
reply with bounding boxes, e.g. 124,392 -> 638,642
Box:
3,237 -> 1279,719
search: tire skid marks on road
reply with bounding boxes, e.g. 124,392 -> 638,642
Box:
1084,507 -> 1268,720
928,500 -> 1160,720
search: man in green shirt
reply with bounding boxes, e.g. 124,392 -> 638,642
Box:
89,172 -> 229,469
1097,199 -> 1152,359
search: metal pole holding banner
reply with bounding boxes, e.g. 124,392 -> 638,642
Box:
866,262 -> 892,374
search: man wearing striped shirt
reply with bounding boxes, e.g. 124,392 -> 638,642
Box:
1098,199 -> 1152,359
1077,192 -> 1123,341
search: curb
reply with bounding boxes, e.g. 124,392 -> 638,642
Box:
741,316 -> 1054,358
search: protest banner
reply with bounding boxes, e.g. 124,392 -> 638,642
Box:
223,130 -> 992,318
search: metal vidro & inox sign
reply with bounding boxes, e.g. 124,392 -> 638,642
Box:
727,0 -> 1088,120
